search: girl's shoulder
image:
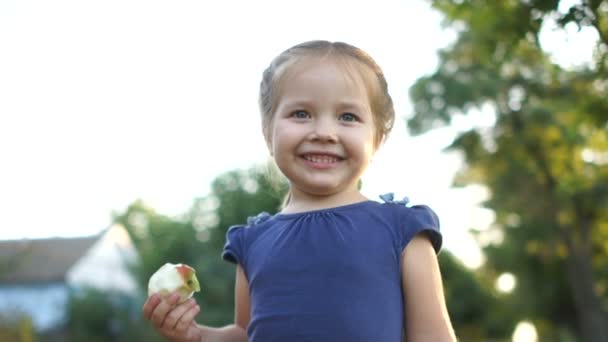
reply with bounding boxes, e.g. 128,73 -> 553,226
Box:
377,192 -> 442,253
245,211 -> 274,226
225,211 -> 275,239
222,211 -> 275,265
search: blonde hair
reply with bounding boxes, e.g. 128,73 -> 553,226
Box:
259,40 -> 396,207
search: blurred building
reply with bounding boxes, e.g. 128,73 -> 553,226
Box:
0,224 -> 139,333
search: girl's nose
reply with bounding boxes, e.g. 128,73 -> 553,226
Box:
309,118 -> 338,143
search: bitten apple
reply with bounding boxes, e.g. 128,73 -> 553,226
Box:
148,263 -> 200,304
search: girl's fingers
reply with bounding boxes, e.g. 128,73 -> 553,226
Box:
163,298 -> 197,330
175,302 -> 201,334
142,294 -> 161,320
151,293 -> 181,328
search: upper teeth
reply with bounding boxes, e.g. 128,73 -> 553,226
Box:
305,155 -> 339,163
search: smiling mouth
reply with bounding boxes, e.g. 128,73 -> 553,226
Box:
301,154 -> 344,164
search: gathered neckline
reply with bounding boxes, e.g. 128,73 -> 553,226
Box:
275,200 -> 377,220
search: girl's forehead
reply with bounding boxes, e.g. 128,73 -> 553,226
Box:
284,56 -> 364,80
278,57 -> 372,97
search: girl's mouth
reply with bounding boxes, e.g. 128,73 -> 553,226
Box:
303,154 -> 341,164
300,153 -> 344,169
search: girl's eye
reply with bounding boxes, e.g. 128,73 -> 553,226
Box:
291,110 -> 310,119
340,112 -> 359,122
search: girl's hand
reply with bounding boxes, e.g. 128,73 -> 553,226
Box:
143,291 -> 202,342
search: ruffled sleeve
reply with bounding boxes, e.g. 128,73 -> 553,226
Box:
380,193 -> 442,254
221,224 -> 246,265
400,205 -> 442,253
221,212 -> 271,265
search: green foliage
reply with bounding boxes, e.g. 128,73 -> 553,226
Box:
0,313 -> 36,342
65,287 -> 161,342
411,1 -> 608,340
439,251 -> 516,340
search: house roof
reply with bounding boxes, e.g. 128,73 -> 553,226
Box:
0,234 -> 100,284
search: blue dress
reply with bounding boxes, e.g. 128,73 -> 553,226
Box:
222,195 -> 442,342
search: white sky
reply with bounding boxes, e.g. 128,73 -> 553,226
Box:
0,0 -> 597,269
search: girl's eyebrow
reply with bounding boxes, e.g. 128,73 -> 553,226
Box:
281,99 -> 314,108
337,100 -> 369,110
281,98 -> 369,110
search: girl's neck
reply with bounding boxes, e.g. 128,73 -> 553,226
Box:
281,188 -> 368,214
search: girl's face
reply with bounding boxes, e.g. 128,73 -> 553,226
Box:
265,60 -> 376,200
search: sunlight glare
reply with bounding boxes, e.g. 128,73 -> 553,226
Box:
496,272 -> 517,293
512,321 -> 538,342
538,4 -> 599,69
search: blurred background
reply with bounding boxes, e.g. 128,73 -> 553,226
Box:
0,0 -> 606,341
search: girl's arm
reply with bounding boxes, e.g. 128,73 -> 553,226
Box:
196,265 -> 251,342
401,233 -> 457,342
143,265 -> 250,342
234,265 -> 251,330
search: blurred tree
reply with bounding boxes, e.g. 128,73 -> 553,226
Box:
65,287 -> 156,342
409,1 -> 608,341
439,250 -> 516,340
0,313 -> 35,342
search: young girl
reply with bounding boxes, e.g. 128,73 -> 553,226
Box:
143,40 -> 456,342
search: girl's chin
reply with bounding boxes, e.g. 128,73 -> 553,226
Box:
293,182 -> 359,198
